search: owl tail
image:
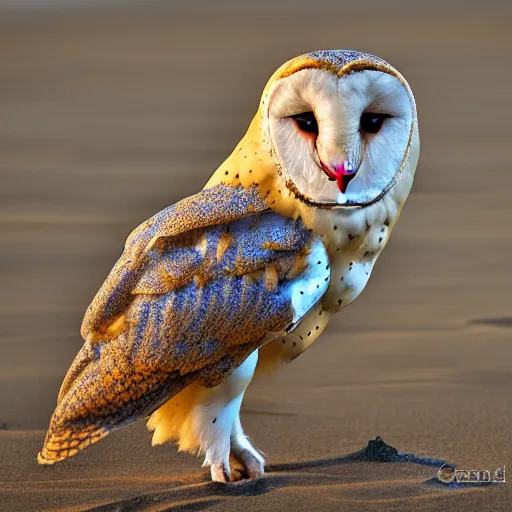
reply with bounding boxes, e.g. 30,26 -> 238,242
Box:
37,425 -> 109,465
37,335 -> 190,465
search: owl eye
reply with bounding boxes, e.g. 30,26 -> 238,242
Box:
360,112 -> 390,134
290,111 -> 318,135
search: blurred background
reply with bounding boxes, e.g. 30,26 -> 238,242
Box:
0,1 -> 511,510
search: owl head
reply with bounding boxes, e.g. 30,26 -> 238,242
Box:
207,49 -> 419,221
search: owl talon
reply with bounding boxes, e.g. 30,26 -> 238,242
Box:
211,462 -> 232,483
210,447 -> 264,483
230,469 -> 245,482
231,448 -> 265,479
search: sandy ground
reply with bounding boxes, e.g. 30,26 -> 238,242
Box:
0,4 -> 511,511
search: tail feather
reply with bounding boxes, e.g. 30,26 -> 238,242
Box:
37,425 -> 108,465
38,336 -> 190,465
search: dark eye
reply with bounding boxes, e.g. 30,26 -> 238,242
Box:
290,111 -> 318,135
360,113 -> 390,134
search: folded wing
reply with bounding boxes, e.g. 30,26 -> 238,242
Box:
38,184 -> 316,464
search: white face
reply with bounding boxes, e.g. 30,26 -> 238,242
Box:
266,68 -> 415,206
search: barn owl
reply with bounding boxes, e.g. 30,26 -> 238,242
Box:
38,50 -> 419,483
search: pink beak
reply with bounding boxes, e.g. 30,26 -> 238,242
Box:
320,160 -> 356,193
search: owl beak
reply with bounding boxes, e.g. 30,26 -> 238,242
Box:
320,159 -> 356,193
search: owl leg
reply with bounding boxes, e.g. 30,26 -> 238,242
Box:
230,415 -> 264,479
202,350 -> 259,483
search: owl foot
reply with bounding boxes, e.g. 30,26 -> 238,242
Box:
210,449 -> 264,483
210,461 -> 247,483
211,462 -> 235,483
228,416 -> 265,480
231,447 -> 264,479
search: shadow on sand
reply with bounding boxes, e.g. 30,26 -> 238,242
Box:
83,437 -> 486,512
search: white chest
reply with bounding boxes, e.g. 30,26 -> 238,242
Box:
322,219 -> 390,312
306,196 -> 400,313
258,198 -> 400,367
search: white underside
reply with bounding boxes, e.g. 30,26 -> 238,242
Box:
147,350 -> 262,472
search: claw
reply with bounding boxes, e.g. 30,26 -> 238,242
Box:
210,462 -> 231,483
231,448 -> 264,479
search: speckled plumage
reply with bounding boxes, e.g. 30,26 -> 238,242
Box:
39,185 -> 322,464
39,49 -> 419,481
80,183 -> 269,342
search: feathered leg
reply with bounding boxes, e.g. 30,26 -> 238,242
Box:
197,350 -> 259,483
148,349 -> 262,483
229,415 -> 264,479
204,388 -> 246,483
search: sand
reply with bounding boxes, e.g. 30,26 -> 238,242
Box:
0,3 -> 511,511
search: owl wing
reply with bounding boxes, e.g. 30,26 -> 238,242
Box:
80,184 -> 270,341
38,184 -> 323,465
